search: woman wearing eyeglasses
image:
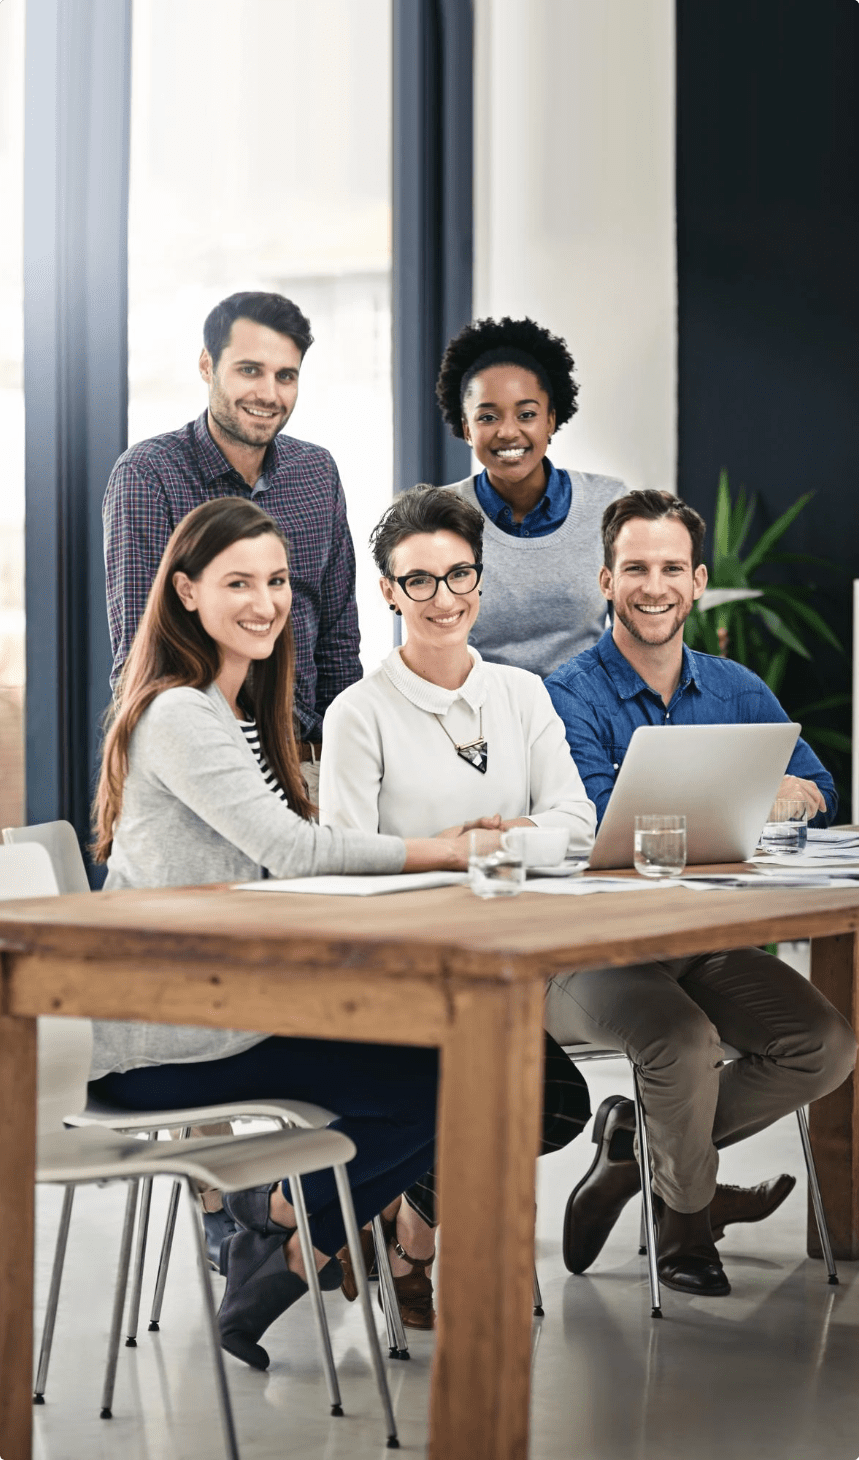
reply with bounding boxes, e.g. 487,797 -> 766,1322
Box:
436,315 -> 625,680
318,484 -> 597,1325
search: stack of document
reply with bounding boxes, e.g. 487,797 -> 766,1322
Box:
752,827 -> 859,881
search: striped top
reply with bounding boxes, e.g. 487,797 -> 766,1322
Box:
239,720 -> 288,803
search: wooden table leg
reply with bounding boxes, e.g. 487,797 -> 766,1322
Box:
0,1009 -> 37,1460
808,932 -> 859,1260
430,979 -> 545,1460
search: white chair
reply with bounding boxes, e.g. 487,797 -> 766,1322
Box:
565,1043 -> 838,1318
2,822 -> 411,1390
0,842 -> 400,1455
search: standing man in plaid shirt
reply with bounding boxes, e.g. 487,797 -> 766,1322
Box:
103,290 -> 361,801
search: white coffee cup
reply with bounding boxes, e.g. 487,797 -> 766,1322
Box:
501,826 -> 570,868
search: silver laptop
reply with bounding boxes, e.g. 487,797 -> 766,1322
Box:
589,722 -> 802,870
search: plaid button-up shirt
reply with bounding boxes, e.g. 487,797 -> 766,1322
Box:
103,413 -> 361,739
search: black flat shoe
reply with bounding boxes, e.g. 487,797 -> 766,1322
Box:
223,1185 -> 290,1237
563,1095 -> 641,1273
218,1228 -> 308,1371
203,1208 -> 239,1272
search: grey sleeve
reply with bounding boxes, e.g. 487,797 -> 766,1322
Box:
137,691 -> 406,877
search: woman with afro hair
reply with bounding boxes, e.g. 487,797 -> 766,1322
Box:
436,316 -> 625,678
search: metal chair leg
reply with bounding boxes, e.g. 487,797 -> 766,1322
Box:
148,1127 -> 190,1331
126,1152 -> 156,1345
33,1184 -> 76,1403
185,1179 -> 240,1460
291,1174 -> 343,1415
632,1070 -> 662,1319
334,1166 -> 399,1449
100,1180 -> 140,1418
373,1216 -> 409,1360
639,1205 -> 647,1256
532,1266 -> 544,1317
796,1106 -> 839,1284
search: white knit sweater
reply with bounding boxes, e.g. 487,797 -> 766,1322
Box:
319,647 -> 596,848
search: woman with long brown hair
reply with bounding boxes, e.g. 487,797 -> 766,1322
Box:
90,495 -> 465,1371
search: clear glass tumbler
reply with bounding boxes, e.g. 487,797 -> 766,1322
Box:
633,814 -> 687,879
468,830 -> 525,899
759,799 -> 808,854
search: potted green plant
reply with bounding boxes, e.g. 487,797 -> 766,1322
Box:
684,472 -> 850,762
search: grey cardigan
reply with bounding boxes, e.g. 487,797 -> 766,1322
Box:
92,683 -> 406,1079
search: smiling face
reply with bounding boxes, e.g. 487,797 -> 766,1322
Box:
200,317 -> 303,452
173,532 -> 292,679
381,530 -> 481,662
600,515 -> 708,651
461,364 -> 556,501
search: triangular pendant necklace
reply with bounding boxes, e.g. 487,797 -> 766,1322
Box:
435,707 -> 488,774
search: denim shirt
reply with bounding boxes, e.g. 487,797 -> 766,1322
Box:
544,628 -> 837,827
473,458 -> 571,538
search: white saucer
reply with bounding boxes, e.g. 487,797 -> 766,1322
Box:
527,860 -> 589,878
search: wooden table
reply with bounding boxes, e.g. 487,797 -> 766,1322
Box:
2,878 -> 859,1460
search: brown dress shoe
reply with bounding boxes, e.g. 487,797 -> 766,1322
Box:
563,1095 -> 641,1273
709,1174 -> 796,1240
380,1213 -> 436,1330
655,1198 -> 731,1296
337,1225 -> 375,1302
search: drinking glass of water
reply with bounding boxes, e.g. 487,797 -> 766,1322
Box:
634,815 -> 687,879
759,799 -> 808,854
468,830 -> 525,899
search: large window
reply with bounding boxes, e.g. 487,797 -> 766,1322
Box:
128,0 -> 394,673
0,0 -> 25,829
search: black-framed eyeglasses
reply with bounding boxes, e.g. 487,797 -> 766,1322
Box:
392,562 -> 483,602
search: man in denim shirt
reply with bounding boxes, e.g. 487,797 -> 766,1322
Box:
543,491 -> 855,1298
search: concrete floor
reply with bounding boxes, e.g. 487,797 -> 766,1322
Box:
31,948 -> 859,1460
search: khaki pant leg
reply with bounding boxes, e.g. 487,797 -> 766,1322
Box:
545,959 -> 723,1212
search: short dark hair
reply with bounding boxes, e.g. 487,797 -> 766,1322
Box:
602,491 -> 707,571
435,316 -> 579,439
203,292 -> 314,368
370,486 -> 485,577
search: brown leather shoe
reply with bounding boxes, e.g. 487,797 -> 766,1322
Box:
380,1213 -> 436,1329
655,1197 -> 731,1296
563,1095 -> 641,1273
337,1225 -> 375,1302
709,1174 -> 796,1241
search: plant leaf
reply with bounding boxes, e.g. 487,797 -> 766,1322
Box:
802,728 -> 853,754
731,490 -> 757,557
754,589 -> 843,652
792,694 -> 852,717
762,645 -> 789,696
713,471 -> 733,567
747,603 -> 811,658
742,493 -> 814,574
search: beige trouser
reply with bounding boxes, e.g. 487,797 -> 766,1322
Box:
544,947 -> 857,1213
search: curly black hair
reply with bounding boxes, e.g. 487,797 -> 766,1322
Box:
435,316 -> 579,440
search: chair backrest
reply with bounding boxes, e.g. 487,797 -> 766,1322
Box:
37,1018 -> 94,1134
2,820 -> 91,894
0,842 -> 60,899
0,843 -> 92,1129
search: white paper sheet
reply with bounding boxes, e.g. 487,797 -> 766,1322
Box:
234,871 -> 469,896
526,877 -> 678,895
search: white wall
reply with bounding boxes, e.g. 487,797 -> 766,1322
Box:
474,0 -> 676,493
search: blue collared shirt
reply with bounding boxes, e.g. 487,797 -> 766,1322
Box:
473,458 -> 571,537
544,628 -> 836,826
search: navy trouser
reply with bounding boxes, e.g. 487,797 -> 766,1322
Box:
90,1035 -> 438,1255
